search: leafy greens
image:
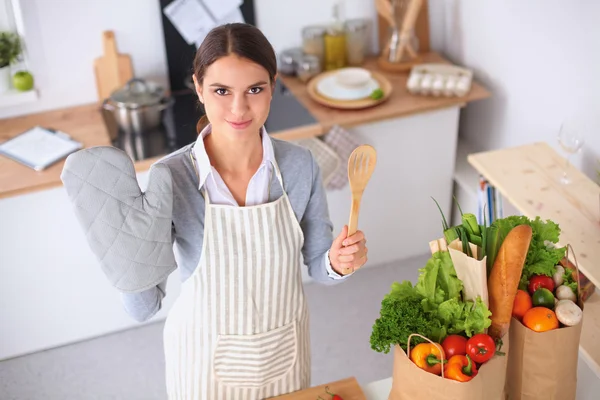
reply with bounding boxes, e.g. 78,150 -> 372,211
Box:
370,251 -> 491,353
488,215 -> 566,289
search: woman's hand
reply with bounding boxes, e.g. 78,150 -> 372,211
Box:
329,225 -> 368,275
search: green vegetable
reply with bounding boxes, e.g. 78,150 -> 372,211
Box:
431,198 -> 484,259
370,251 -> 492,353
416,251 -> 463,312
370,88 -> 384,100
370,295 -> 442,353
563,267 -> 579,294
485,224 -> 501,276
488,215 -> 566,289
481,205 -> 488,261
462,213 -> 481,238
431,197 -> 460,244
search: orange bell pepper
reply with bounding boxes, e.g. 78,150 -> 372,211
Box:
444,354 -> 478,382
409,342 -> 446,375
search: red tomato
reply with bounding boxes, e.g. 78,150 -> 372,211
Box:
466,333 -> 496,364
528,275 -> 555,295
441,334 -> 468,358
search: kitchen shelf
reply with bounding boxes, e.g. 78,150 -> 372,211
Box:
0,88 -> 38,109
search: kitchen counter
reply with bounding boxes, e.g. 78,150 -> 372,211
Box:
279,52 -> 490,137
0,52 -> 489,200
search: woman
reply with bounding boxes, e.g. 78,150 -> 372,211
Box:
62,23 -> 367,399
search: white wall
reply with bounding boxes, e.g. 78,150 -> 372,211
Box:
0,0 -> 378,119
428,0 -> 600,181
255,0 -> 378,54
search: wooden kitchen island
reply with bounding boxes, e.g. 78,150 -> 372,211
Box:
0,51 -> 490,360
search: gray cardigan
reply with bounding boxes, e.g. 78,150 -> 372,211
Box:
121,136 -> 344,321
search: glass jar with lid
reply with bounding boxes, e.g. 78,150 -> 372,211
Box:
344,18 -> 370,65
302,25 -> 326,67
277,47 -> 303,76
296,54 -> 322,83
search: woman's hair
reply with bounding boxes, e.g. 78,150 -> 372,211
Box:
193,23 -> 277,133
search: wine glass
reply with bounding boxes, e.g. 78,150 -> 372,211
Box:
557,119 -> 585,184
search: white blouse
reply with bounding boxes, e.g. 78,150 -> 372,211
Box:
193,124 -> 346,279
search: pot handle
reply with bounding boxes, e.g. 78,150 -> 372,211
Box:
156,96 -> 175,111
102,98 -> 116,111
125,78 -> 150,94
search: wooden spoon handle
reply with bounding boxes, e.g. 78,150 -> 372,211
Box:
342,195 -> 362,275
348,195 -> 361,237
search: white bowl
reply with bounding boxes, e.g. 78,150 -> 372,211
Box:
316,75 -> 380,101
335,68 -> 372,88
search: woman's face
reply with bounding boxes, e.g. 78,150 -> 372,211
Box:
194,54 -> 275,139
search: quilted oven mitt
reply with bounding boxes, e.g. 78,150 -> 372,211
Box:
60,146 -> 177,293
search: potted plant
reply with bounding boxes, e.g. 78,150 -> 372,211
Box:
0,31 -> 22,93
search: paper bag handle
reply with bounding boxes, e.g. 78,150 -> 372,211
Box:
564,243 -> 582,301
407,333 -> 446,378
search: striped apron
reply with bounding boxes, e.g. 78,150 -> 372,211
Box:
163,161 -> 311,399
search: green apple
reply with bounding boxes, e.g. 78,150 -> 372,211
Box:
13,70 -> 34,91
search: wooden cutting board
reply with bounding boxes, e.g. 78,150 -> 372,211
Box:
269,377 -> 367,400
93,30 -> 133,101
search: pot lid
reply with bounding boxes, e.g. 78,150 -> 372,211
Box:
110,78 -> 165,108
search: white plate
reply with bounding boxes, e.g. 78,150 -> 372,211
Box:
316,75 -> 380,101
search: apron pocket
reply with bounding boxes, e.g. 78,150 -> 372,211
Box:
213,320 -> 298,388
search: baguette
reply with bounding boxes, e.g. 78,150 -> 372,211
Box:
488,224 -> 532,339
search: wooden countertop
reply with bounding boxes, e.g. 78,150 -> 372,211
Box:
467,141 -> 600,375
0,51 -> 490,200
271,377 -> 366,399
278,52 -> 491,137
0,104 -> 112,199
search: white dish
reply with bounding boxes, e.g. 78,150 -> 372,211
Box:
316,75 -> 380,101
335,68 -> 372,88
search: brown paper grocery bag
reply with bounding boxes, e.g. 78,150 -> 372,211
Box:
505,317 -> 582,400
447,239 -> 489,308
388,334 -> 509,400
505,245 -> 584,400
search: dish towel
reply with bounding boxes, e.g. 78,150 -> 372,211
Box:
320,125 -> 361,190
293,137 -> 341,187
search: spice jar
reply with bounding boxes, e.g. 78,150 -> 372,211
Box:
302,25 -> 326,67
278,47 -> 304,76
296,54 -> 322,83
344,18 -> 370,65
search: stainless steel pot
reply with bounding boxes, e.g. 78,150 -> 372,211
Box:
103,78 -> 171,137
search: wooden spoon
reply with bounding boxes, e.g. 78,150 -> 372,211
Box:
342,144 -> 377,275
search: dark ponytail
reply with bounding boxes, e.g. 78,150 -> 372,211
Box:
196,115 -> 209,134
192,23 -> 277,134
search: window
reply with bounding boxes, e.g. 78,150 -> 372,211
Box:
0,0 -> 37,106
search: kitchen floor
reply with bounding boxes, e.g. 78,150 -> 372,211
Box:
1,254 -> 599,400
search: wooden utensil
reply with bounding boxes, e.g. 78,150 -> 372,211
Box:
269,377 -> 366,399
395,0 -> 423,61
94,30 -> 133,101
342,144 -> 377,275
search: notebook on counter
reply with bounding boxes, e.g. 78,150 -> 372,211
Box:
0,126 -> 83,171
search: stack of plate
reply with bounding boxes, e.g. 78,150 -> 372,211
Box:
307,67 -> 392,110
